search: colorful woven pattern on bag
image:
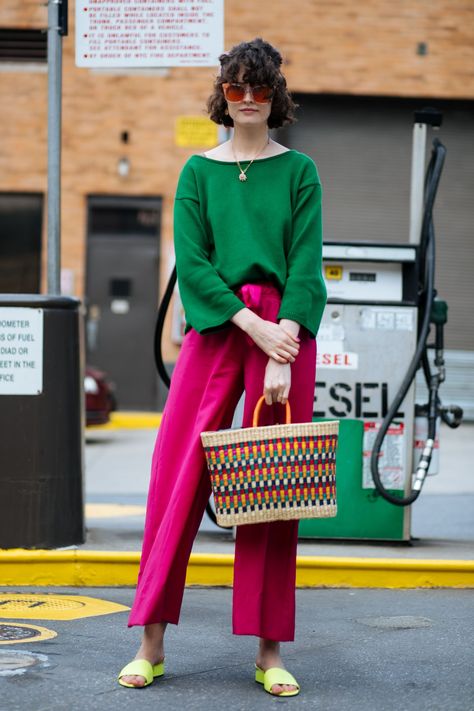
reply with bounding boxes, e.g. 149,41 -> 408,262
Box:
203,433 -> 337,520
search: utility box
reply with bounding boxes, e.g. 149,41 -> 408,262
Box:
0,295 -> 85,548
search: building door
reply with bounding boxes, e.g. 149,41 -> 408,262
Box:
85,196 -> 161,411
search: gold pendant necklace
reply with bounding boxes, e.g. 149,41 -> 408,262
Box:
231,137 -> 269,181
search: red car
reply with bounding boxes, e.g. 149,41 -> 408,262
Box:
85,366 -> 117,426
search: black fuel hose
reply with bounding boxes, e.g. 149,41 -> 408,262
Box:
153,266 -> 176,390
369,138 -> 446,506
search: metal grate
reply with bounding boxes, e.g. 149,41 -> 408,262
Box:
0,28 -> 47,63
0,624 -> 41,642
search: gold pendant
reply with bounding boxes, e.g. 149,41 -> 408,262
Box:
239,172 -> 247,182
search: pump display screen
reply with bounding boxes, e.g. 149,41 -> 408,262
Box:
349,272 -> 376,282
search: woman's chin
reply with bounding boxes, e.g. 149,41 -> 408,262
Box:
233,116 -> 268,128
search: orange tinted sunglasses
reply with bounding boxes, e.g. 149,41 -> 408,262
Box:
222,82 -> 274,104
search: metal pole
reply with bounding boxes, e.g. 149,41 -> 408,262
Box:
47,0 -> 63,294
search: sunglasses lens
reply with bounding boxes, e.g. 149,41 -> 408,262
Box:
252,86 -> 273,103
225,84 -> 245,101
223,83 -> 273,103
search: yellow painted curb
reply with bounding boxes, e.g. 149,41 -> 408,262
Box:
87,411 -> 162,431
0,550 -> 473,588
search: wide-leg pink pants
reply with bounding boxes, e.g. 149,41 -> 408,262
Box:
127,282 -> 317,641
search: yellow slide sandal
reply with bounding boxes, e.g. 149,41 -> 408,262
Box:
117,659 -> 164,688
255,665 -> 300,697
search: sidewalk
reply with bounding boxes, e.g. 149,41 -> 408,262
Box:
81,419 -> 474,585
3,419 -> 473,589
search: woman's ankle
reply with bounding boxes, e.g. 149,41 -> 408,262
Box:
256,639 -> 283,668
143,621 -> 167,641
135,622 -> 167,661
259,638 -> 280,654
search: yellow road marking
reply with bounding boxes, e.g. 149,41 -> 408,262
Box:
85,504 -> 146,518
87,411 -> 162,430
0,593 -> 129,620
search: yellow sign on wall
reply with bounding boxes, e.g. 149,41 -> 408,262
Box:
175,116 -> 218,147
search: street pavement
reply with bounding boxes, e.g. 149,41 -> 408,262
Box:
1,587 -> 473,711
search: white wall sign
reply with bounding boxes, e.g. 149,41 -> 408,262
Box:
0,309 -> 43,395
76,0 -> 224,68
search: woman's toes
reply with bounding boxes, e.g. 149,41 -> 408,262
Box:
122,674 -> 146,686
271,683 -> 297,695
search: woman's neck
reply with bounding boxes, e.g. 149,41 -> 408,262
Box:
231,126 -> 270,159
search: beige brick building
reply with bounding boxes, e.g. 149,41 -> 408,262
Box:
1,1 -> 473,410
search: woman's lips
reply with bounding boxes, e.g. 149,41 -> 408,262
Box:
240,108 -> 257,113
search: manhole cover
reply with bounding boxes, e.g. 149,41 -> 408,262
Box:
0,623 -> 57,645
0,596 -> 85,612
0,649 -> 50,676
356,616 -> 433,629
0,594 -> 129,620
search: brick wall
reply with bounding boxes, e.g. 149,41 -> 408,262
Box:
1,0 -> 473,360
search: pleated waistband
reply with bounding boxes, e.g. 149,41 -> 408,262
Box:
233,282 -> 282,310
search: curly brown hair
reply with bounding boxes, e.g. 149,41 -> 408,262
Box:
207,38 -> 298,129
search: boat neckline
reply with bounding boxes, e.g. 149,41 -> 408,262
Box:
193,149 -> 296,164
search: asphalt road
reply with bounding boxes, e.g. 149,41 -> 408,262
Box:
1,587 -> 473,711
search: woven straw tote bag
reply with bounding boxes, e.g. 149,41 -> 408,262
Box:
201,395 -> 339,527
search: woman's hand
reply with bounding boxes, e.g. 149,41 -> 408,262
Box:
246,317 -> 300,363
264,358 -> 291,405
231,310 -> 301,362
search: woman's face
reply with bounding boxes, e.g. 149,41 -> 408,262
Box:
224,66 -> 273,129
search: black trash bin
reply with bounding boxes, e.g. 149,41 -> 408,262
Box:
0,294 -> 85,548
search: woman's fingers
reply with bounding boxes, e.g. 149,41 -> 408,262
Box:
274,344 -> 298,362
264,360 -> 291,404
280,328 -> 300,344
249,320 -> 301,362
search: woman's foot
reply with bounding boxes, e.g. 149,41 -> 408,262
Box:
120,622 -> 167,687
256,639 -> 298,695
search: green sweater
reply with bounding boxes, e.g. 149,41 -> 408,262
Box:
173,149 -> 327,338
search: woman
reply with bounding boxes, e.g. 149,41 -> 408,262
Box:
118,37 -> 327,697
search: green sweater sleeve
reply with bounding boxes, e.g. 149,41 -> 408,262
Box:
174,160 -> 246,334
277,161 -> 327,338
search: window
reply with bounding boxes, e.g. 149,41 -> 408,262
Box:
0,29 -> 47,64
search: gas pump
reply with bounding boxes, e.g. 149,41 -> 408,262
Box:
153,108 -> 463,538
299,108 -> 463,541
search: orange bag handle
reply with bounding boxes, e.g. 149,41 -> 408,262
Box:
252,395 -> 291,427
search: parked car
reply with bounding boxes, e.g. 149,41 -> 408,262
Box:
85,365 -> 117,426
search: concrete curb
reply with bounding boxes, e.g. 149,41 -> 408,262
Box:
0,551 -> 473,588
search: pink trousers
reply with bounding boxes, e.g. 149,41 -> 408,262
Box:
127,282 -> 317,641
